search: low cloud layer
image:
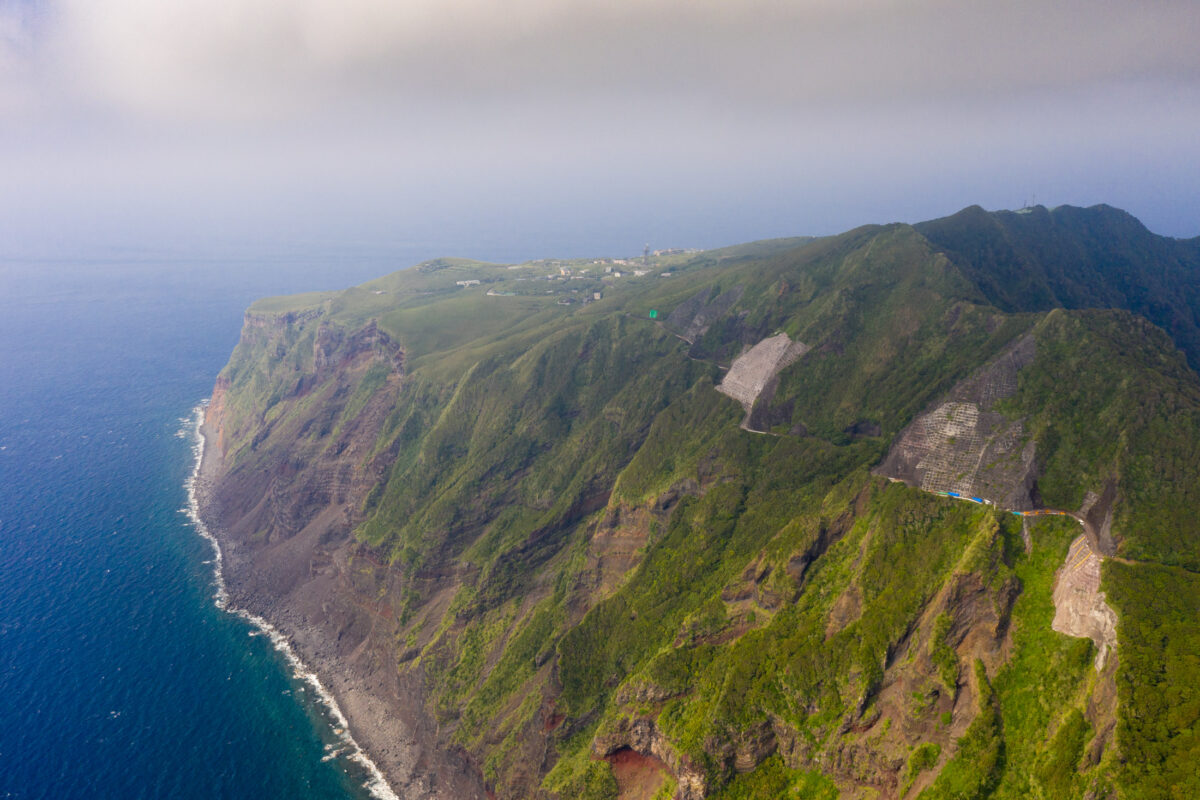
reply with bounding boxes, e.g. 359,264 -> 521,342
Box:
29,0 -> 1198,121
3,0 -> 1199,256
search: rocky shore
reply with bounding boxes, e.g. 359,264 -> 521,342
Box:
193,416 -> 488,800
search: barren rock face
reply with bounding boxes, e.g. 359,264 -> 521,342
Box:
593,717 -> 707,800
1052,534 -> 1118,670
717,333 -> 810,410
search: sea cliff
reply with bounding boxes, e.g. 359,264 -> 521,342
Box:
197,309 -> 489,799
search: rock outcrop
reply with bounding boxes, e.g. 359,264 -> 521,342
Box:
665,286 -> 745,343
1052,534 -> 1118,670
593,717 -> 707,800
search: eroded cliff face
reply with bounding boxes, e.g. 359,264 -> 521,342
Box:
201,309 -> 489,800
205,315 -> 405,564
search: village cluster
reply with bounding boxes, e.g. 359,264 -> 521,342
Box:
452,248 -> 701,304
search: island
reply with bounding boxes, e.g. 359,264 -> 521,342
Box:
197,204 -> 1200,800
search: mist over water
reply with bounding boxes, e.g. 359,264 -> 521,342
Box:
0,252 -> 443,799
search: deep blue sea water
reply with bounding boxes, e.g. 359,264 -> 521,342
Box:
0,253 -> 441,799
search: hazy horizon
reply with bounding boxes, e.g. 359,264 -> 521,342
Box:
3,1 -> 1198,262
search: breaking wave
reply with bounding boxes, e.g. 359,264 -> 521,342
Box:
182,402 -> 400,800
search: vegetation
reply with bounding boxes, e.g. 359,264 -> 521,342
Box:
905,742 -> 941,787
919,661 -> 1003,799
1005,309 -> 1200,568
1105,562 -> 1200,800
710,755 -> 838,799
212,204 -> 1200,798
916,203 -> 1200,370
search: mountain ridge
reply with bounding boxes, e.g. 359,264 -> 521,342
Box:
915,203 -> 1200,369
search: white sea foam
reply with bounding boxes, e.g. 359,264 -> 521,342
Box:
183,403 -> 401,800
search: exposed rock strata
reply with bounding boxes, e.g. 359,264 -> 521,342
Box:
593,717 -> 707,800
1052,534 -> 1118,670
879,332 -> 1121,676
199,314 -> 487,800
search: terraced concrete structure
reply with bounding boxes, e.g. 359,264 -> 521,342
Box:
716,333 -> 810,410
906,401 -> 1032,500
876,335 -> 1038,509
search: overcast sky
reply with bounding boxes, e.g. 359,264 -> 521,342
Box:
2,0 -> 1198,260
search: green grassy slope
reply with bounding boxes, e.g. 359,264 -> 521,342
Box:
214,207 -> 1200,799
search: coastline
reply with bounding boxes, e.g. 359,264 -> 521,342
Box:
184,402 -> 402,800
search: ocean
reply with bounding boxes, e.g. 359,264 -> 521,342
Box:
0,253 -> 435,800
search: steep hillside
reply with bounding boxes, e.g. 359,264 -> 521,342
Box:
915,204 -> 1200,370
200,206 -> 1200,800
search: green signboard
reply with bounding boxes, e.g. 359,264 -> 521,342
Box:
649,309 -> 658,319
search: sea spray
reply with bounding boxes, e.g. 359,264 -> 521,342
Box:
182,403 -> 401,800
